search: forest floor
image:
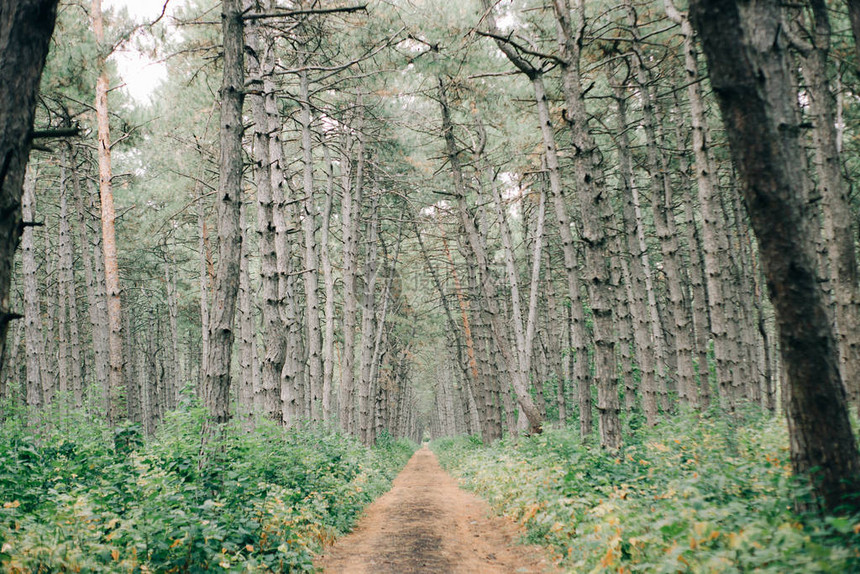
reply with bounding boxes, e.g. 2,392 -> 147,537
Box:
315,445 -> 560,573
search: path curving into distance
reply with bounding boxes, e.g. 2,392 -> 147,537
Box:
315,446 -> 559,573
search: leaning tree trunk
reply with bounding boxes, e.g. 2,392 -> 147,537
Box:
204,0 -> 245,424
611,75 -> 659,425
0,0 -> 59,376
797,1 -> 860,410
552,0 -> 621,448
437,77 -> 543,433
690,0 -> 860,514
665,0 -> 734,412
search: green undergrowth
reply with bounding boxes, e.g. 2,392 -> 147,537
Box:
433,412 -> 860,573
0,405 -> 415,572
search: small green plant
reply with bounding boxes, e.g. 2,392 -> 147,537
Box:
433,412 -> 860,573
0,407 -> 415,572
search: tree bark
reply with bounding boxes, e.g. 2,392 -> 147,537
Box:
665,0 -> 734,412
551,0 -> 621,448
59,150 -> 82,406
92,0 -> 126,424
204,0 -> 245,424
320,142 -> 336,423
22,169 -> 43,409
795,1 -> 860,410
0,0 -> 59,377
339,105 -> 365,434
299,68 -> 323,421
690,0 -> 860,514
246,7 -> 286,421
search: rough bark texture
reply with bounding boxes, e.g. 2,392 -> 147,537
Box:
299,69 -> 323,421
612,78 -> 658,424
796,1 -> 860,409
0,0 -> 59,377
339,111 -> 364,434
92,0 -> 126,423
204,0 -> 245,424
320,143 -> 336,423
358,195 -> 380,445
552,0 -> 621,448
246,7 -> 285,421
438,77 -> 543,433
22,170 -> 43,408
58,151 -> 82,406
690,0 -> 860,513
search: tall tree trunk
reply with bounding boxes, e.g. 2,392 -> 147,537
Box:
358,195 -> 380,445
74,163 -> 110,410
796,2 -> 860,410
437,77 -> 542,433
320,143 -> 336,423
690,0 -> 860,514
22,170 -> 43,409
238,201 -> 257,422
664,0 -> 734,412
551,0 -> 621,447
671,94 -> 708,409
339,106 -> 365,434
165,249 -> 180,409
246,7 -> 285,421
204,0 -> 245,423
611,76 -> 659,425
58,152 -> 82,406
0,0 -> 59,376
92,0 -> 125,423
299,68 -> 323,421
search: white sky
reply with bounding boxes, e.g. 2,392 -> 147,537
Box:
104,0 -> 179,104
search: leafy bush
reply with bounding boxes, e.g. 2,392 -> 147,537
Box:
0,406 -> 414,572
434,412 -> 860,573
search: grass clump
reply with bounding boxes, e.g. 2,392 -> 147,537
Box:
433,412 -> 860,573
0,405 -> 414,572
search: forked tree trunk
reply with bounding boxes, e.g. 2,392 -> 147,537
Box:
690,0 -> 860,514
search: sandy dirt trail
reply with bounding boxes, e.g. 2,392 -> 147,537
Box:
315,446 -> 559,573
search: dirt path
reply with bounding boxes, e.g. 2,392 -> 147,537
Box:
315,446 -> 559,573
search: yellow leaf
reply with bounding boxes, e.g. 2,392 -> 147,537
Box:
245,544 -> 254,552
111,548 -> 120,561
3,501 -> 20,509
